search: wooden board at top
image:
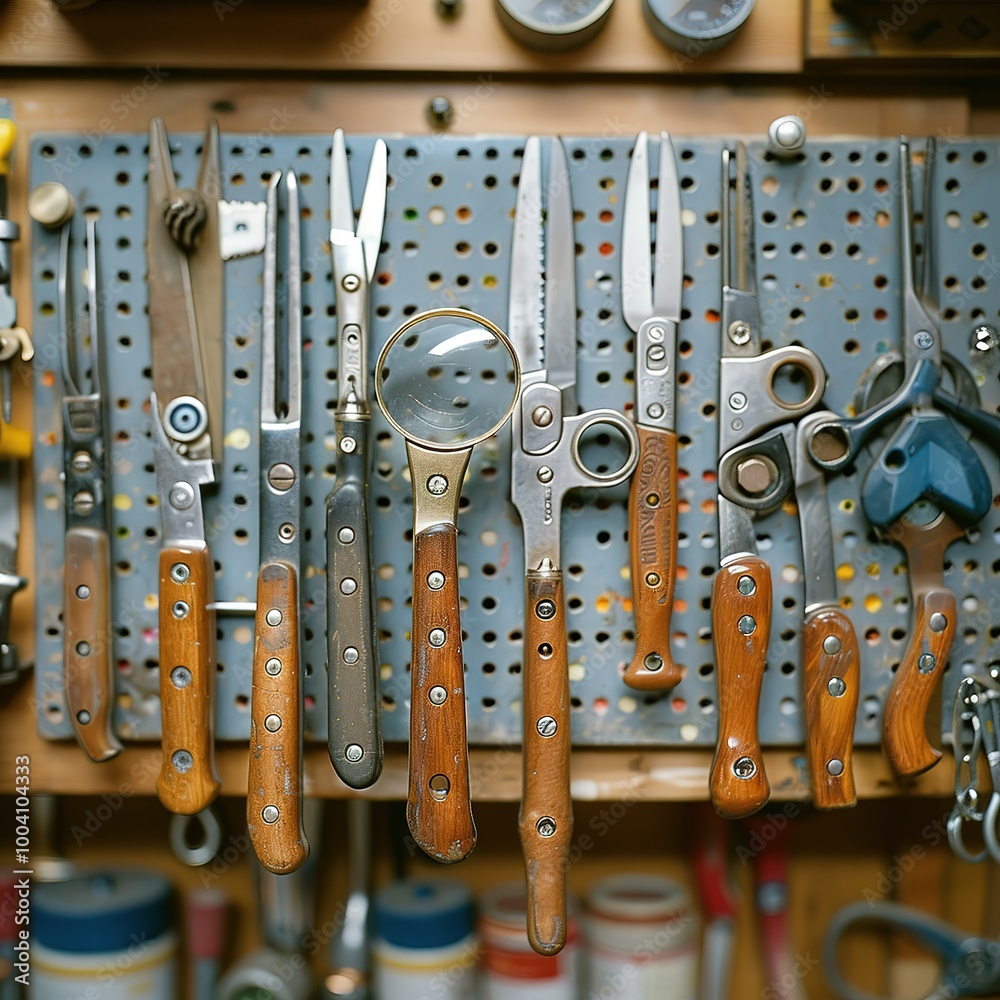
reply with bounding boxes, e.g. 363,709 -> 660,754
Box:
0,0 -> 802,73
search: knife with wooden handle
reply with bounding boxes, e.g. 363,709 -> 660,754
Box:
710,553 -> 772,819
249,562 -> 307,873
519,570 -> 572,957
157,544 -> 220,815
407,516 -> 477,864
64,528 -> 120,761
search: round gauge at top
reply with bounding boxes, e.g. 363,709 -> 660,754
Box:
642,0 -> 755,53
495,0 -> 615,51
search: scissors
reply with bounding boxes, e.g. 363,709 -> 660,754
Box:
147,119 -> 224,816
509,136 -> 639,955
710,142 -> 826,819
325,129 -> 388,790
949,675 -> 1000,864
824,901 -> 1000,1000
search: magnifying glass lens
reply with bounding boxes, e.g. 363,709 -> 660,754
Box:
377,313 -> 518,447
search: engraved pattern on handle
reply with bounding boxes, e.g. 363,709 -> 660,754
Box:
883,587 -> 955,777
157,544 -> 220,815
248,561 -> 308,874
625,425 -> 682,691
407,522 -> 476,863
710,556 -> 772,818
327,415 -> 382,789
519,570 -> 572,957
64,527 -> 121,762
803,607 -> 859,809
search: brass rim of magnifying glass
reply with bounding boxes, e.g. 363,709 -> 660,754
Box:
374,307 -> 522,450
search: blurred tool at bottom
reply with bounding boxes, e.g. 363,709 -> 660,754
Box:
372,879 -> 476,1000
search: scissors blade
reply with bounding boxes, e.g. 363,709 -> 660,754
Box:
330,128 -> 356,244
147,118 -> 213,464
653,132 -> 683,323
734,142 -> 756,296
543,137 -> 577,404
621,131 -> 654,334
356,139 -> 387,285
795,416 -> 838,611
508,135 -> 545,375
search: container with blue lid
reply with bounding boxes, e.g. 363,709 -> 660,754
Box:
373,879 -> 477,1000
32,870 -> 177,1000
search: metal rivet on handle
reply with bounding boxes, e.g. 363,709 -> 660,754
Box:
729,391 -> 747,411
827,676 -> 846,697
537,466 -> 553,484
172,601 -> 190,619
268,462 -> 295,492
914,330 -> 935,351
266,609 -> 282,627
532,405 -> 553,427
429,686 -> 448,705
427,571 -> 445,591
264,714 -> 282,733
646,493 -> 660,508
264,658 -> 281,676
262,805 -> 279,825
536,816 -> 557,838
737,615 -> 757,636
171,666 -> 192,689
342,274 -> 361,293
278,523 -> 295,542
536,716 -> 558,738
341,436 -> 357,454
76,584 -> 91,600
172,750 -> 193,774
644,653 -> 663,672
918,653 -> 937,674
340,578 -> 358,595
535,600 -> 556,621
728,322 -> 751,346
737,575 -> 756,596
338,526 -> 355,544
929,612 -> 947,633
169,484 -> 194,511
645,572 -> 661,587
827,759 -> 845,776
427,474 -> 448,495
823,635 -> 842,655
77,710 -> 91,725
76,641 -> 90,656
343,647 -> 359,664
345,744 -> 364,762
429,774 -> 450,800
647,403 -> 664,420
170,562 -> 190,584
733,756 -> 757,779
429,629 -> 447,648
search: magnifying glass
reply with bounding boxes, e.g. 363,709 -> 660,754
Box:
375,308 -> 521,864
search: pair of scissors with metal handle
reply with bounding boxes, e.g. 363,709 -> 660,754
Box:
824,901 -> 1000,1000
509,136 -> 639,955
711,142 -> 827,819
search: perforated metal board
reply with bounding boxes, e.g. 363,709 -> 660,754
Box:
29,133 -> 1000,750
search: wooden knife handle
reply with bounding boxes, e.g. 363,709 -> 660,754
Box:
803,607 -> 859,809
157,544 -> 221,815
883,586 -> 954,777
625,426 -> 682,691
407,522 -> 476,863
248,560 -> 308,874
519,570 -> 572,957
64,527 -> 122,762
710,556 -> 772,818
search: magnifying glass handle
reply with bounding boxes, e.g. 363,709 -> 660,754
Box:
406,446 -> 477,864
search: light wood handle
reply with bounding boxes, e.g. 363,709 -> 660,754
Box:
803,607 -> 859,809
710,556 -> 771,818
64,527 -> 122,762
519,570 -> 572,957
157,544 -> 221,815
248,561 -> 308,874
883,587 -> 954,777
407,522 -> 476,864
625,426 -> 682,691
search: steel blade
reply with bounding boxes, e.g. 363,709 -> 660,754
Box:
621,131 -> 653,333
795,415 -> 838,610
653,132 -> 683,322
543,137 -> 577,404
261,171 -> 280,424
734,142 -> 756,296
330,128 -> 355,243
508,135 -> 544,375
357,139 -> 387,284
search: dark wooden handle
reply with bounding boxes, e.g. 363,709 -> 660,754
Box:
157,544 -> 221,815
407,522 -> 476,863
803,607 -> 859,809
248,561 -> 308,874
883,587 -> 954,777
64,527 -> 122,762
625,426 -> 682,691
519,570 -> 572,957
710,556 -> 771,818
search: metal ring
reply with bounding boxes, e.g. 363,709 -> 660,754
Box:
169,805 -> 224,867
947,803 -> 988,864
568,409 -> 639,486
763,345 -> 826,415
163,394 -> 209,444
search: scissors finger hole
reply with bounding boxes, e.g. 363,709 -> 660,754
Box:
769,359 -> 818,408
811,424 -> 851,464
574,420 -> 635,482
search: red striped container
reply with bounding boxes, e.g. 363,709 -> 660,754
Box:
584,874 -> 698,1000
479,883 -> 580,1000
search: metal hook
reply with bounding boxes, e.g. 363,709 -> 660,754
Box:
170,805 -> 224,867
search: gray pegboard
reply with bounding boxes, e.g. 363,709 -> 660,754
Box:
29,133 -> 1000,751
